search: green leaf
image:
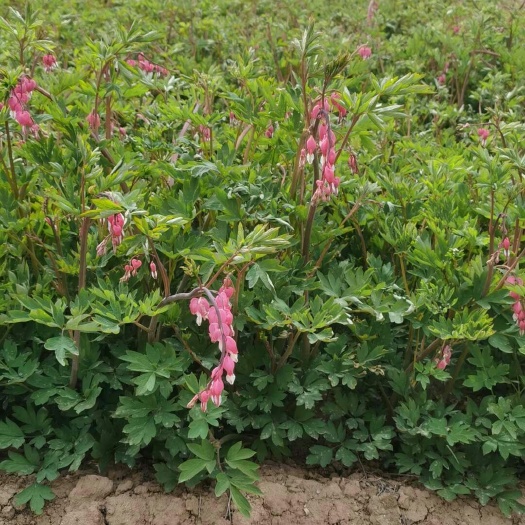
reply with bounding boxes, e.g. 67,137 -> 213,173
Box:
188,419 -> 209,440
230,485 -> 251,518
14,483 -> 55,515
226,442 -> 256,461
0,446 -> 39,475
302,418 -> 326,439
283,421 -> 303,441
134,373 -> 157,395
122,416 -> 156,446
488,334 -> 513,354
446,422 -> 478,446
187,440 -> 216,461
185,374 -> 200,394
306,445 -> 333,467
225,459 -> 259,480
0,419 -> 25,449
154,463 -> 178,492
215,472 -> 230,497
335,447 -> 357,467
75,387 -> 102,414
497,490 -> 525,517
44,336 -> 78,366
429,459 -> 446,479
178,458 -> 214,483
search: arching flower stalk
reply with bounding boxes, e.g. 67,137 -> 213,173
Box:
186,277 -> 238,411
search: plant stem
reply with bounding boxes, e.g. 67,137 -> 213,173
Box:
290,129 -> 308,199
171,324 -> 206,369
158,287 -> 203,307
494,246 -> 525,292
405,338 -> 442,374
301,199 -> 318,262
4,121 -> 19,201
334,113 -> 361,164
307,199 -> 362,277
149,239 -> 170,297
70,216 -> 90,389
242,126 -> 255,165
105,96 -> 112,140
277,330 -> 302,369
258,331 -> 276,372
398,254 -> 410,295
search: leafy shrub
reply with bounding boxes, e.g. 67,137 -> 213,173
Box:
1,0 -> 525,518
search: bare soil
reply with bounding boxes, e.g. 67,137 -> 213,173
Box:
0,463 -> 523,525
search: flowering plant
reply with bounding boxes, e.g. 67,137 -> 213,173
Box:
0,0 -> 525,519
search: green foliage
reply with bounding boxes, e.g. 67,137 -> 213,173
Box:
1,0 -> 525,519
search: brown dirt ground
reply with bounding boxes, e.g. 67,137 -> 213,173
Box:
0,463 -> 524,525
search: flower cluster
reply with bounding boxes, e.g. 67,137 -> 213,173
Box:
507,275 -> 525,335
358,46 -> 372,60
108,213 -> 125,252
8,77 -> 39,136
435,345 -> 452,370
86,110 -> 101,133
42,54 -> 58,72
96,212 -> 125,257
306,97 -> 343,201
126,54 -> 168,76
198,125 -> 211,142
120,258 -> 142,282
477,127 -> 489,146
187,278 -> 238,411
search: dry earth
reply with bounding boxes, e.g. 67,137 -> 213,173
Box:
0,463 -> 523,525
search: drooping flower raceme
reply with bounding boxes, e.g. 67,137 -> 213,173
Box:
507,275 -> 525,335
126,54 -> 168,76
42,54 -> 58,72
96,210 -> 126,258
307,97 -> 342,201
198,125 -> 211,142
86,110 -> 101,133
187,277 -> 238,411
367,0 -> 379,24
120,258 -> 142,282
102,212 -> 125,254
8,76 -> 39,136
435,345 -> 452,370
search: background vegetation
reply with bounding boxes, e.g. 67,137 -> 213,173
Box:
1,0 -> 525,517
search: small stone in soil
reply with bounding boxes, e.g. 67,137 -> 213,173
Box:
1,506 -> 15,520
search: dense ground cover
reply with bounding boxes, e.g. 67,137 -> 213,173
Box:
0,0 -> 525,518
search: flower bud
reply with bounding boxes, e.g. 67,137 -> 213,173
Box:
150,261 -> 158,279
